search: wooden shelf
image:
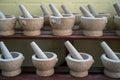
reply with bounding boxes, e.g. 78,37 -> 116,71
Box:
0,30 -> 119,80
0,30 -> 119,40
1,73 -> 116,80
0,67 -> 119,80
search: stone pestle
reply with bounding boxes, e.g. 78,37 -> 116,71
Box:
30,41 -> 48,59
87,4 -> 98,16
80,6 -> 95,18
61,5 -> 73,15
40,4 -> 51,16
64,41 -> 84,60
0,11 -> 6,19
49,3 -> 63,17
19,4 -> 33,18
0,41 -> 13,59
113,2 -> 120,16
101,41 -> 119,60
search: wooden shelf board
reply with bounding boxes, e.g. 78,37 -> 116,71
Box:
0,66 -> 119,80
0,30 -> 119,40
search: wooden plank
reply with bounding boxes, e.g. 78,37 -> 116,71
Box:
0,30 -> 119,40
0,67 -> 118,80
1,73 -> 119,80
21,66 -> 104,74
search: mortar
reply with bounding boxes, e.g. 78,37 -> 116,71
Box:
101,53 -> 120,78
0,52 -> 24,77
18,16 -> 44,36
66,52 -> 94,77
32,52 -> 58,77
0,15 -> 16,36
114,15 -> 120,36
80,16 -> 107,36
50,14 -> 75,36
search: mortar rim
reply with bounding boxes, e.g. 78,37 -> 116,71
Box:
0,15 -> 16,20
0,52 -> 24,62
101,52 -> 120,63
50,15 -> 75,19
18,16 -> 44,20
66,52 -> 94,62
32,52 -> 57,61
114,15 -> 120,19
81,16 -> 107,20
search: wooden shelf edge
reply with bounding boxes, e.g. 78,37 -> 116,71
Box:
1,66 -> 119,80
0,30 -> 119,40
21,66 -> 104,74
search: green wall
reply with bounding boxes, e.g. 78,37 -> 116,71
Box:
0,0 -> 120,67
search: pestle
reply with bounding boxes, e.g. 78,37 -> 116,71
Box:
40,4 -> 51,16
61,5 -> 73,15
0,11 -> 6,19
64,41 -> 84,60
49,3 -> 63,17
30,41 -> 48,59
0,41 -> 13,59
80,6 -> 95,18
101,41 -> 119,60
19,4 -> 33,18
113,2 -> 120,16
87,4 -> 98,15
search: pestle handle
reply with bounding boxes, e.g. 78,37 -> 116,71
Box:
87,4 -> 98,15
40,4 -> 51,16
19,4 -> 33,18
113,2 -> 120,16
80,6 -> 95,18
61,5 -> 73,15
64,41 -> 84,60
30,41 -> 48,59
0,11 -> 6,19
101,41 -> 119,60
49,3 -> 63,17
0,41 -> 13,59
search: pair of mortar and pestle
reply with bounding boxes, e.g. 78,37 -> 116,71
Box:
0,11 -> 16,36
40,4 -> 76,31
47,4 -> 75,36
18,4 -> 44,36
30,41 -> 58,77
61,5 -> 81,30
113,2 -> 120,36
64,41 -> 94,77
0,41 -> 24,77
80,6 -> 107,36
101,41 -> 120,78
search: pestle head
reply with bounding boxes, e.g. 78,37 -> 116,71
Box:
40,4 -> 51,16
0,11 -> 6,19
80,6 -> 95,18
0,41 -> 13,59
49,3 -> 63,17
64,41 -> 84,60
101,41 -> 119,60
30,41 -> 48,59
61,5 -> 73,15
87,4 -> 98,15
19,4 -> 33,18
113,2 -> 120,16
